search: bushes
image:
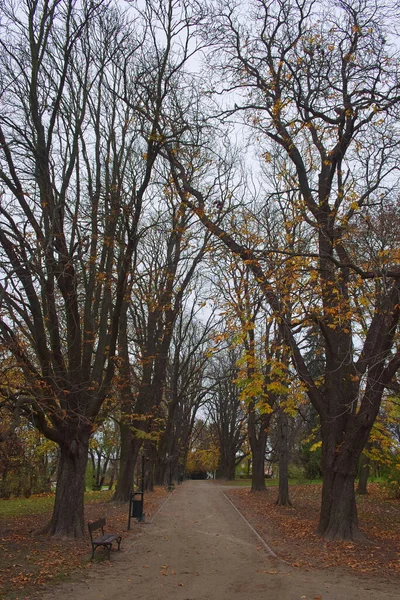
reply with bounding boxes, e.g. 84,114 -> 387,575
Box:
383,454 -> 400,499
299,441 -> 323,480
0,424 -> 56,498
287,464 -> 307,481
0,472 -> 52,499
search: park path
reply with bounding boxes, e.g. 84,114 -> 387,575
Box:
38,481 -> 399,600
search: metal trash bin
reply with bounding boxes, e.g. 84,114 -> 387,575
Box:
128,491 -> 145,529
132,498 -> 143,519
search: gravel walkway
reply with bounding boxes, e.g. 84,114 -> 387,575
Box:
37,481 -> 399,600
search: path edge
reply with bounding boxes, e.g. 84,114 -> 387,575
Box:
148,490 -> 175,523
222,490 -> 288,563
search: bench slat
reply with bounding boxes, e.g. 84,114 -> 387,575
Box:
92,534 -> 120,545
88,518 -> 106,533
88,518 -> 122,559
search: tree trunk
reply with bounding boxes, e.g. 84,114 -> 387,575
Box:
317,422 -> 366,540
318,467 -> 363,540
225,454 -> 236,480
276,409 -> 292,506
144,459 -> 154,492
42,436 -> 89,538
223,460 -> 236,481
316,385 -> 379,541
217,448 -> 236,480
357,452 -> 370,495
248,403 -> 270,491
108,458 -> 117,491
154,458 -> 167,486
251,447 -> 266,491
154,420 -> 173,486
112,424 -> 137,502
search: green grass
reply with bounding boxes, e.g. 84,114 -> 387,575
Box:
0,489 -> 113,519
221,478 -> 253,486
222,478 -> 323,487
222,476 -> 386,488
0,494 -> 55,518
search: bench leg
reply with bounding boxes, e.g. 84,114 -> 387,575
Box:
91,544 -> 113,559
106,544 -> 112,559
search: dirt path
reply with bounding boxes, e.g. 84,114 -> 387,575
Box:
37,481 -> 399,600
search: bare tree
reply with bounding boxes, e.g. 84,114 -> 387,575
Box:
112,195 -> 210,500
166,0 -> 400,539
206,346 -> 247,480
0,0 -> 168,537
154,300 -> 215,484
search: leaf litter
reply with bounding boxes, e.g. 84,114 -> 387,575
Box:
225,483 -> 400,579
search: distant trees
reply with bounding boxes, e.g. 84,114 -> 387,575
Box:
154,300 -> 215,485
186,419 -> 220,478
111,199 -> 210,500
89,418 -> 120,491
0,412 -> 57,498
206,347 -> 247,480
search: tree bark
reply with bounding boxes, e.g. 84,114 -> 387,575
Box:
276,409 -> 292,506
251,445 -> 266,491
42,436 -> 89,538
112,425 -> 141,502
318,467 -> 362,540
317,419 -> 367,540
144,452 -> 155,492
249,400 -> 268,491
108,456 -> 118,491
357,452 -> 370,495
248,401 -> 271,491
219,454 -> 236,481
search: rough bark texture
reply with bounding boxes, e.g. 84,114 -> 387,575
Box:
251,449 -> 266,491
318,469 -> 362,541
357,453 -> 370,495
317,417 -> 368,540
42,436 -> 89,538
276,409 -> 292,506
217,454 -> 236,481
112,424 -> 136,502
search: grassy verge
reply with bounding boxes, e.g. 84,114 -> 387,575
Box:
0,487 -> 167,599
0,490 -> 113,519
221,478 -> 323,487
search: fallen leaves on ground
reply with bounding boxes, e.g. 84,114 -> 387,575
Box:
0,486 -> 168,599
226,483 -> 400,579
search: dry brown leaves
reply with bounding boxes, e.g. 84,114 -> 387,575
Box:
0,486 -> 168,599
226,483 -> 400,579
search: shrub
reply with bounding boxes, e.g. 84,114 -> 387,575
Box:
287,464 -> 306,480
384,455 -> 400,499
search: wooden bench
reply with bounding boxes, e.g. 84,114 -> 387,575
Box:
88,518 -> 122,559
